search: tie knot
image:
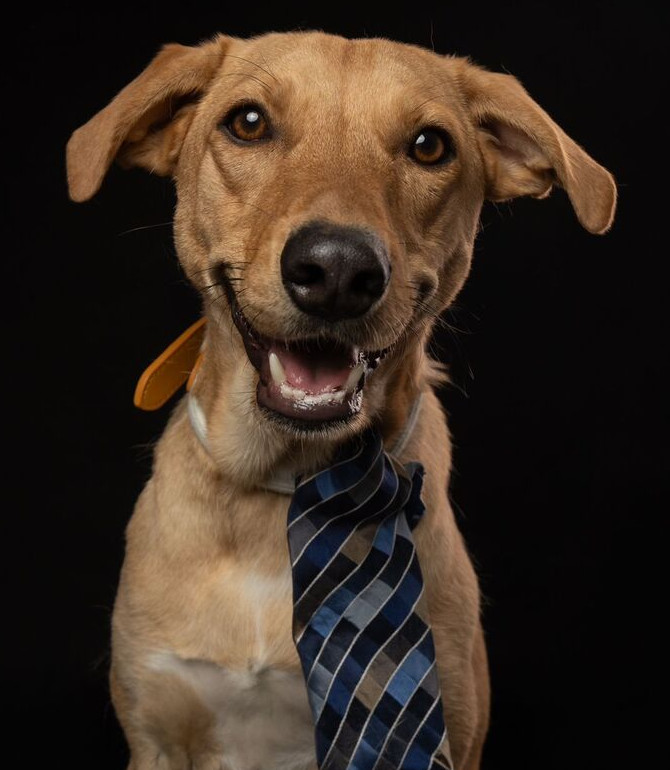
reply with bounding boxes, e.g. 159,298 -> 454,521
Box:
289,428 -> 426,532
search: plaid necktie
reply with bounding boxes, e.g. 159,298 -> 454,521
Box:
288,427 -> 453,770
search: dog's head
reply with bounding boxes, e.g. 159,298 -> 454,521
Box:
67,31 -> 615,451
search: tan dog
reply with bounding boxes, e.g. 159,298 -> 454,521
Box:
66,31 -> 616,770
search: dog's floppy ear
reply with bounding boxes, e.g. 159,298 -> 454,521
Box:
66,36 -> 230,202
459,62 -> 616,234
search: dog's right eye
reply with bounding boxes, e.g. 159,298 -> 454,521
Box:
221,105 -> 272,143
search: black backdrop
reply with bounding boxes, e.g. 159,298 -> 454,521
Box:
5,2 -> 665,768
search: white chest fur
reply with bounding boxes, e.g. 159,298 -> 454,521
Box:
143,567 -> 316,770
146,651 -> 315,770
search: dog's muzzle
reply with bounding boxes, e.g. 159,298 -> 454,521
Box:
220,222 -> 394,428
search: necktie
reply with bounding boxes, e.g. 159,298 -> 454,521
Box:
288,427 -> 453,770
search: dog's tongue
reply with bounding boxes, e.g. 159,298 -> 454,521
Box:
270,342 -> 356,393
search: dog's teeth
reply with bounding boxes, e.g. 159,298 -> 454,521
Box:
269,352 -> 287,385
280,382 -> 306,401
345,363 -> 366,393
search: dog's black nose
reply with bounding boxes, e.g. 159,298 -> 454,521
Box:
281,222 -> 391,321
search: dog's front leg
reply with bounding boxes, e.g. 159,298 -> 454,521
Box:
110,594 -> 231,770
420,534 -> 490,770
111,654 -> 228,770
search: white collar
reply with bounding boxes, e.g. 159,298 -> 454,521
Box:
187,392 -> 424,496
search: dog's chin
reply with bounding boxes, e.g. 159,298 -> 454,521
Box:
222,283 -> 394,437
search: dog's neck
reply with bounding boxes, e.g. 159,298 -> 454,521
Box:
185,337 -> 429,493
187,390 -> 424,495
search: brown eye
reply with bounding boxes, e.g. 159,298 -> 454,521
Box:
223,105 -> 271,142
409,128 -> 454,166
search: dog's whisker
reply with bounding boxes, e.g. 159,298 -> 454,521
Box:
224,53 -> 280,83
117,221 -> 173,236
189,258 -> 255,278
208,294 -> 231,315
248,308 -> 266,332
218,70 -> 273,93
258,50 -> 280,83
186,262 -> 253,288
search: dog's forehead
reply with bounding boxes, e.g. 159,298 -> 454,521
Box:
242,32 -> 435,78
222,31 -> 459,115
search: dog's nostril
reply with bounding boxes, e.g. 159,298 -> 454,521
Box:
281,221 -> 390,321
290,261 -> 325,286
351,269 -> 386,297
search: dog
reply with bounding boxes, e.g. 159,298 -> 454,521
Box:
66,30 -> 616,770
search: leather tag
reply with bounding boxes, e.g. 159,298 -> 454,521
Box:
134,318 -> 206,411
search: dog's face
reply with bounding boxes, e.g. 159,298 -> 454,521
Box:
175,35 -> 484,434
67,31 -> 615,446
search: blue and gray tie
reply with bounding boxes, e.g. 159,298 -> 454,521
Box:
288,428 -> 452,770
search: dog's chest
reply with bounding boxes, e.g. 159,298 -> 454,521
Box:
143,565 -> 316,769
147,649 -> 315,770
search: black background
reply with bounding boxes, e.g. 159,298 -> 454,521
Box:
5,2 -> 666,768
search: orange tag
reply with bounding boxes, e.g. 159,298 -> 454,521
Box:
134,318 -> 206,411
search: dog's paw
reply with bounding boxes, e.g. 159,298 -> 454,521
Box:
128,752 -> 225,770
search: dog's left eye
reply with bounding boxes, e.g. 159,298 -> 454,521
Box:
222,105 -> 272,143
409,128 -> 455,166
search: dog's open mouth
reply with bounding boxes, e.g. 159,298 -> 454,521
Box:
260,338 -> 368,422
222,279 -> 390,424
